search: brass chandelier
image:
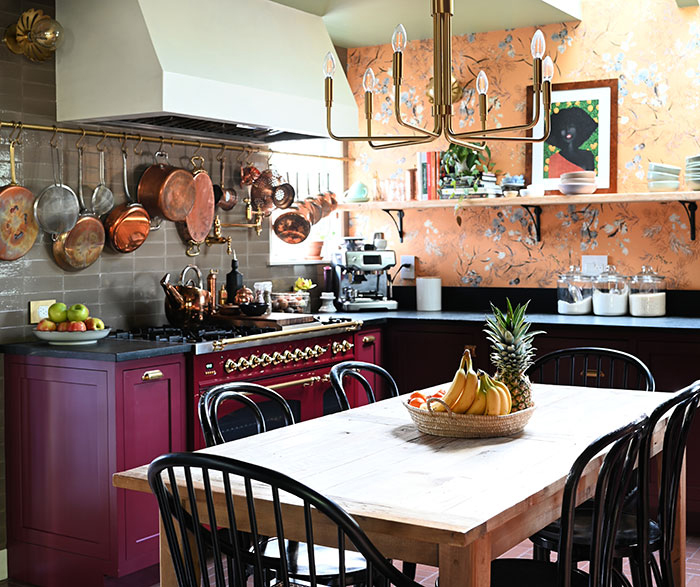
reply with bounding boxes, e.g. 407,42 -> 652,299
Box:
323,0 -> 554,150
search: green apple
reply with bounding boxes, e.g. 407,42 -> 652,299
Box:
66,303 -> 89,322
48,302 -> 67,323
85,318 -> 105,331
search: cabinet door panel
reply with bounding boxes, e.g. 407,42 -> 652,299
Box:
352,329 -> 383,405
13,364 -> 111,559
121,362 -> 184,563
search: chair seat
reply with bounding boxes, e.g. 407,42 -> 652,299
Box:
262,538 -> 367,582
491,559 -> 589,587
531,507 -> 661,558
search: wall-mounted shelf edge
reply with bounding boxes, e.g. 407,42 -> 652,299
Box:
337,192 -> 700,242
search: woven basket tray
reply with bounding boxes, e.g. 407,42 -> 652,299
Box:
405,397 -> 535,438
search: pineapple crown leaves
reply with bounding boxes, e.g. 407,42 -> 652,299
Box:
484,298 -> 546,372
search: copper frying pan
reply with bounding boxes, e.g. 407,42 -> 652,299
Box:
176,156 -> 215,244
0,140 -> 39,261
137,151 -> 196,221
53,146 -> 105,270
104,149 -> 151,253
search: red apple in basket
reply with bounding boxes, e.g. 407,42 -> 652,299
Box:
85,318 -> 105,331
36,319 -> 57,331
68,321 -> 87,332
57,321 -> 71,332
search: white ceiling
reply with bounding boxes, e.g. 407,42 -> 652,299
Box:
270,0 -> 582,48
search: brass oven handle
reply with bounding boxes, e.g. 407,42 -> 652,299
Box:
268,376 -> 320,390
362,335 -> 376,345
142,369 -> 163,381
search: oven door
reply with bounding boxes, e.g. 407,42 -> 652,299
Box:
193,366 -> 343,449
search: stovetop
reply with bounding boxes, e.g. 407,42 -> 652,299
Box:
109,317 -> 362,354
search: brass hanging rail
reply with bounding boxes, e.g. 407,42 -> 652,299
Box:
0,119 -> 351,162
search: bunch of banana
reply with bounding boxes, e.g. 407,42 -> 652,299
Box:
427,349 -> 479,413
479,372 -> 512,416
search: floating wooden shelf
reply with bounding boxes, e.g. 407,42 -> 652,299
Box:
337,192 -> 700,243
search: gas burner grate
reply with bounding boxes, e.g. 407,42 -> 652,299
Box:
110,324 -> 277,343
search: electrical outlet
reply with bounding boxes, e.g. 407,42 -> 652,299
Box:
29,299 -> 56,324
581,255 -> 608,276
400,255 -> 416,280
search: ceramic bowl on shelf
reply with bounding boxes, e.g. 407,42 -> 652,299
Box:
560,171 -> 596,181
558,183 -> 597,195
686,178 -> 700,190
686,154 -> 700,166
33,328 -> 111,345
648,162 -> 681,176
647,180 -> 680,192
648,170 -> 681,181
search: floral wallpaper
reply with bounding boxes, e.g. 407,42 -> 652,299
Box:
345,0 -> 700,290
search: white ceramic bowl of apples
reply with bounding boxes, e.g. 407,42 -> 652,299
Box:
34,303 -> 110,345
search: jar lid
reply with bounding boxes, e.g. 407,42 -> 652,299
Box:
558,265 -> 592,279
594,265 -> 627,282
630,265 -> 665,283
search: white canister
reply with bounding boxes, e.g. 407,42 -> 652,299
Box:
416,277 -> 442,312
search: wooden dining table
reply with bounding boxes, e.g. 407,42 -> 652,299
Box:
113,383 -> 684,587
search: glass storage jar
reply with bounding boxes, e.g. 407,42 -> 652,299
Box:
592,265 -> 629,316
557,266 -> 593,315
629,266 -> 666,317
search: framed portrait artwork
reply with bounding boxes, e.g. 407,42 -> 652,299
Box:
526,79 -> 618,193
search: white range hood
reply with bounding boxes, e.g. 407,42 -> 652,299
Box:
55,0 -> 358,142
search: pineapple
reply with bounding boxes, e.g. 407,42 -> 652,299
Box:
484,299 -> 545,412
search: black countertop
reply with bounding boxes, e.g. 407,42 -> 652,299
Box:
0,338 -> 192,362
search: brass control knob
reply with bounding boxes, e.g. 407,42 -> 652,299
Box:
224,358 -> 237,373
282,350 -> 294,364
249,355 -> 261,368
272,352 -> 284,365
237,358 -> 250,371
332,341 -> 343,355
261,353 -> 273,367
341,340 -> 355,352
293,348 -> 306,361
304,346 -> 316,358
313,345 -> 327,356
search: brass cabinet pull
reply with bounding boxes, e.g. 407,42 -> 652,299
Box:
362,335 -> 376,345
269,376 -> 320,390
142,369 -> 163,381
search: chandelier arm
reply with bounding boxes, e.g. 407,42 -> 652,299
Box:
393,80 -> 440,137
448,113 -> 551,143
325,105 -> 436,142
450,88 -> 542,138
367,117 -> 438,149
446,136 -> 487,150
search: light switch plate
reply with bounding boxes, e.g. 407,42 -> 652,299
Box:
400,255 -> 416,280
581,255 -> 608,276
29,299 -> 56,324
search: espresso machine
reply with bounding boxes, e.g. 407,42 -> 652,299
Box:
331,246 -> 399,311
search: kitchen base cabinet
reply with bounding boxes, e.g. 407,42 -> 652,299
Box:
5,353 -> 186,587
351,328 -> 384,406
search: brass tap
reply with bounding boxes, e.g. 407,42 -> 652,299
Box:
204,216 -> 233,255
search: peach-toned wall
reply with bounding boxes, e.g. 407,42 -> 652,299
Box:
345,0 -> 700,289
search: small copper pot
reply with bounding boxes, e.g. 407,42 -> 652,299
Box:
138,151 -> 196,221
160,265 -> 213,327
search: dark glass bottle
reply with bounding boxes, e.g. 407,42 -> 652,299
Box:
225,252 -> 244,301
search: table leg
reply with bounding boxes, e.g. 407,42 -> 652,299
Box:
159,518 -> 177,587
439,536 -> 491,587
672,454 -> 687,587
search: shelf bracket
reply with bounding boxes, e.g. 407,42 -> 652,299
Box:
521,204 -> 542,242
383,209 -> 405,242
680,201 -> 697,241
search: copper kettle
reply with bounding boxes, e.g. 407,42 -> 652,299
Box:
160,265 -> 213,327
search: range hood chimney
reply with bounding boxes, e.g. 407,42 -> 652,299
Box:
55,0 -> 358,143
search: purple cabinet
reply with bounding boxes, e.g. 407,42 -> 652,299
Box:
5,353 -> 186,586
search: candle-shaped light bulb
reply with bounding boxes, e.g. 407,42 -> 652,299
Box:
530,29 -> 546,59
323,51 -> 336,79
476,70 -> 489,95
392,24 -> 407,53
363,67 -> 376,92
542,56 -> 554,81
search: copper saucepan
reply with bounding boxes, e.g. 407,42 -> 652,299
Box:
53,146 -> 105,271
137,151 -> 196,221
177,156 -> 215,244
0,140 -> 39,261
273,203 -> 312,244
104,149 -> 151,253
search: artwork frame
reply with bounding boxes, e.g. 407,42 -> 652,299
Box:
526,79 -> 618,194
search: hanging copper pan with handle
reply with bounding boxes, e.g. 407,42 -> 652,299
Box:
137,151 -> 196,221
0,139 -> 39,261
53,145 -> 105,271
176,155 -> 215,244
104,148 -> 151,253
273,202 -> 312,244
